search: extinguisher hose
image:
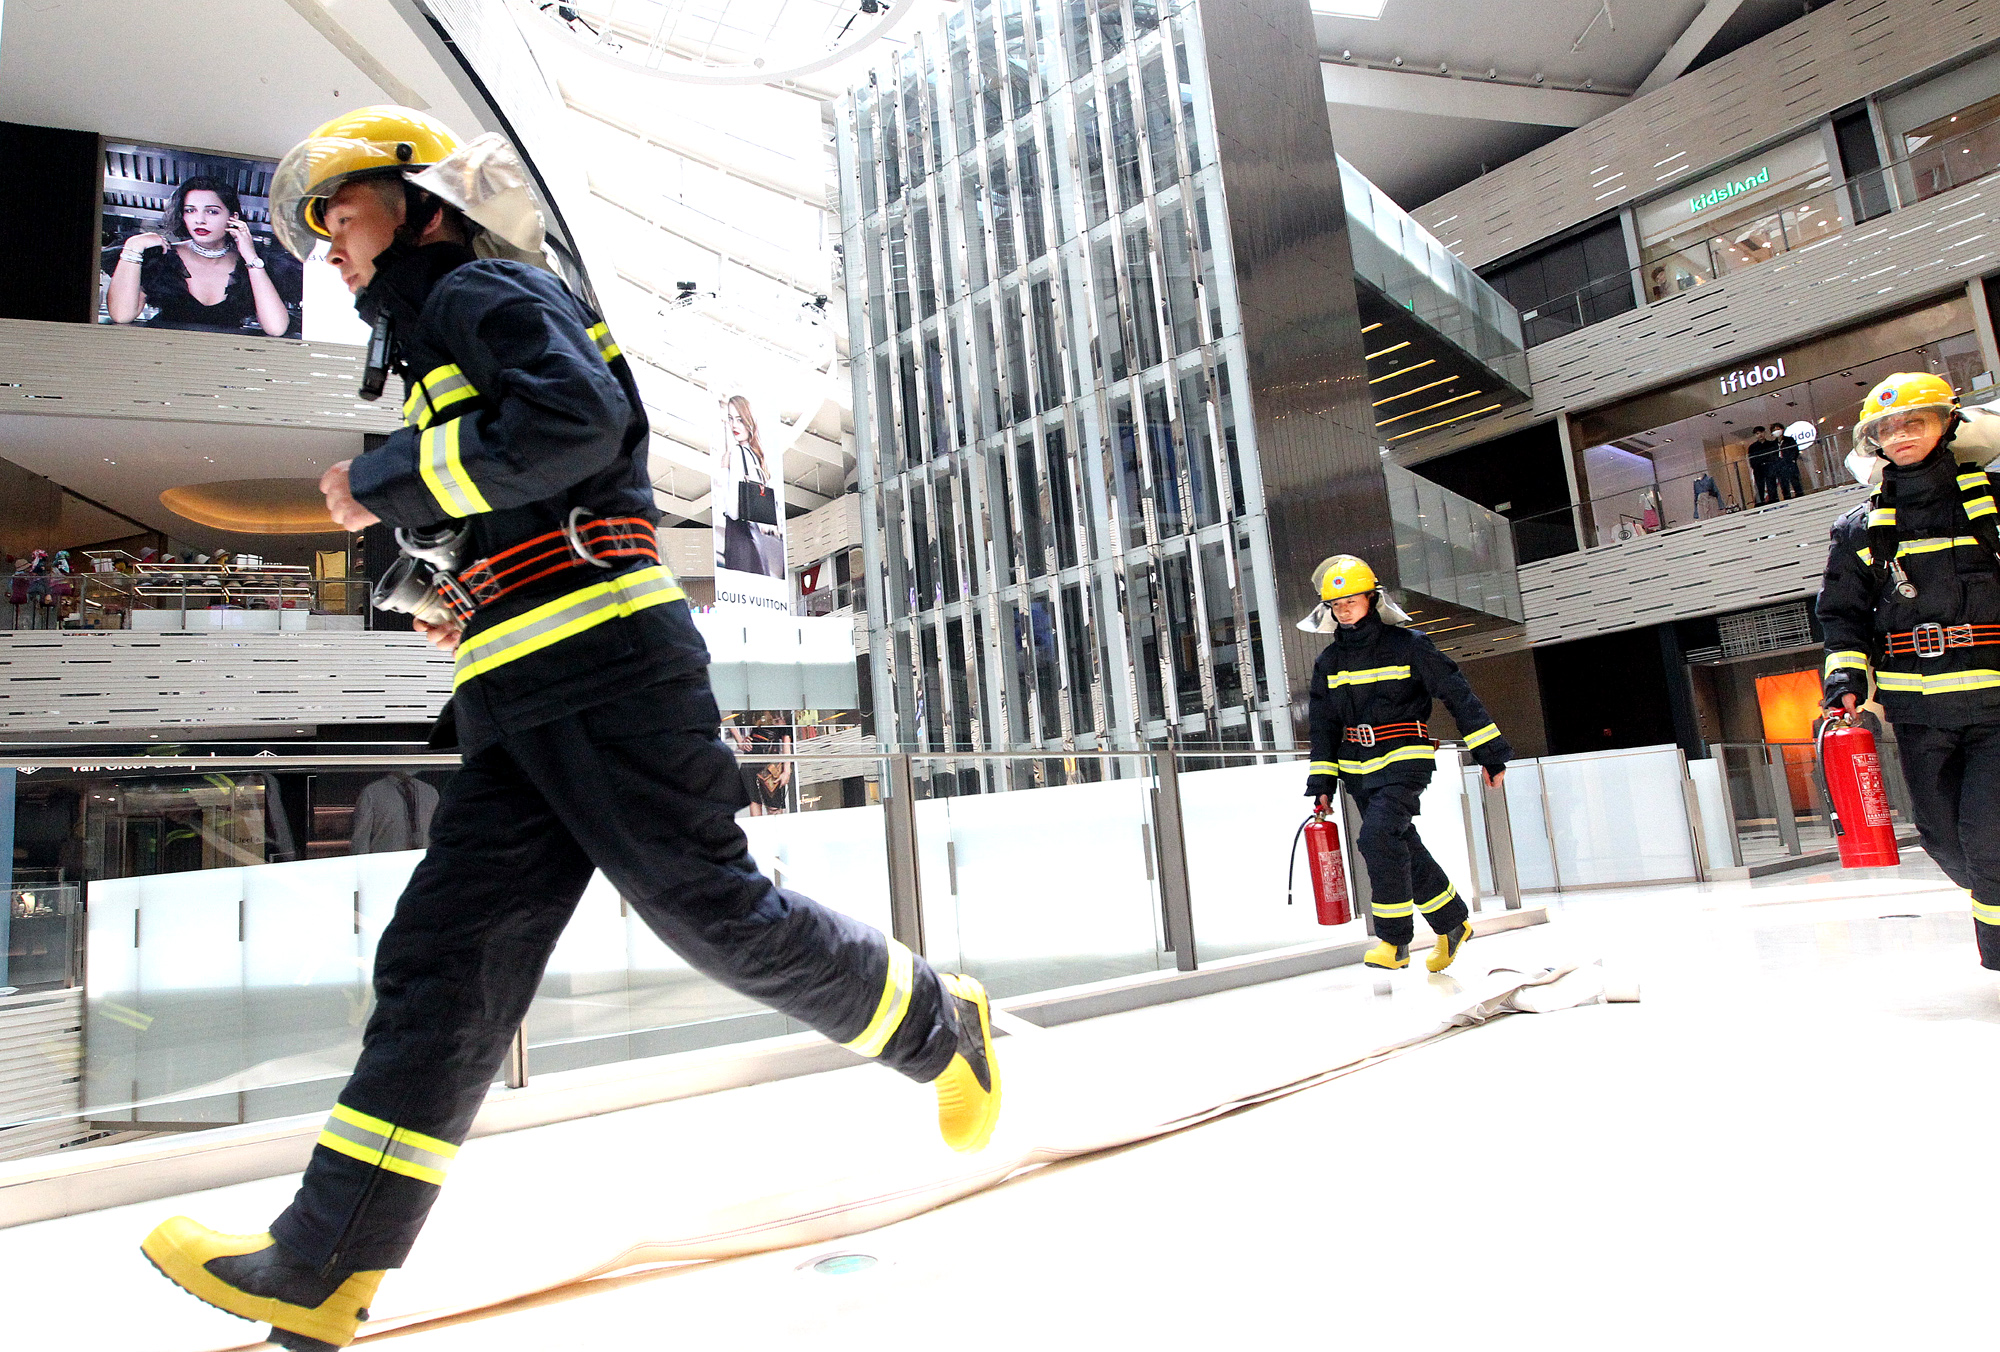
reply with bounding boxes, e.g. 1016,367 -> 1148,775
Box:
1815,713 -> 1846,839
1284,814 -> 1314,907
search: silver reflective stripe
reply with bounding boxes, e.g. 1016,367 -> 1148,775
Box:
319,1113 -> 454,1183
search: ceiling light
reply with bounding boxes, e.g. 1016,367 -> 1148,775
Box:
1311,0 -> 1389,17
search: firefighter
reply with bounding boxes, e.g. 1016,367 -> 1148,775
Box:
1817,371 -> 2000,972
1300,556 -> 1511,972
138,108 -> 999,1352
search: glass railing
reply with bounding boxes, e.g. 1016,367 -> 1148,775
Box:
1508,120 -> 2000,349
1,732 -> 1748,1156
1506,427 -> 1858,556
1708,738 -> 1916,870
1385,461 -> 1524,622
1341,156 -> 1530,394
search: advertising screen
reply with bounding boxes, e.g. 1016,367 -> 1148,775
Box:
97,141 -> 369,345
712,389 -> 791,614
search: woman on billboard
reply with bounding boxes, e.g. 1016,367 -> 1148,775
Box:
105,177 -> 298,336
717,392 -> 785,578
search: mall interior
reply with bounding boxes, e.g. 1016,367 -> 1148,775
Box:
2,0 -> 1998,1346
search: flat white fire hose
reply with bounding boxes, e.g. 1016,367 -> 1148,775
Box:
292,961 -> 1634,1344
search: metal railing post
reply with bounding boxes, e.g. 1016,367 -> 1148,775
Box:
1150,745 -> 1198,972
883,753 -> 927,954
1767,745 -> 1803,856
1676,749 -> 1710,883
505,1025 -> 528,1090
1339,785 -> 1375,931
1708,749 -> 1745,870
1457,770 -> 1484,912
1479,774 -> 1523,911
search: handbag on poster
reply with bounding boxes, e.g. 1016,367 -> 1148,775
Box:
737,478 -> 778,526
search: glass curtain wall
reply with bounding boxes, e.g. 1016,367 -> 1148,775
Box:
836,0 -> 1285,785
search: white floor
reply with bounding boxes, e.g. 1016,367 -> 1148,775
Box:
10,858 -> 1999,1352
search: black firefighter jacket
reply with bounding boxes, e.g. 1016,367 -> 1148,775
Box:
1818,439 -> 2000,729
346,244 -> 709,750
1304,612 -> 1513,800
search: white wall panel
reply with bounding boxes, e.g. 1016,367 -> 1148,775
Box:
1402,182 -> 1997,468
0,632 -> 450,735
0,320 -> 397,434
0,992 -> 85,1161
1414,0 -> 2000,269
1517,484 -> 1867,649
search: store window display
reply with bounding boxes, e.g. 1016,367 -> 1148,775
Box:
1636,135 -> 1840,298
1572,329 -> 1986,546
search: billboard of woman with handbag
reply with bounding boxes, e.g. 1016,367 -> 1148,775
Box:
715,393 -> 787,582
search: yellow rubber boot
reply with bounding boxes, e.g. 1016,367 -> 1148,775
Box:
934,973 -> 1002,1152
1427,922 -> 1473,973
1363,940 -> 1410,969
141,1217 -> 382,1350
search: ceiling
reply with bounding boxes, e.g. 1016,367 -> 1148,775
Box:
0,414 -> 363,562
1317,0 -> 1828,208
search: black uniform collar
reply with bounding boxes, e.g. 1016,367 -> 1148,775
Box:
354,241 -> 479,330
1884,444 -> 1958,504
1334,610 -> 1387,644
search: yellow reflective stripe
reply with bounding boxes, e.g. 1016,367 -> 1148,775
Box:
1327,665 -> 1411,689
453,565 -> 686,688
1824,650 -> 1871,677
1867,535 -> 1983,564
1972,897 -> 2000,926
1338,744 -> 1438,776
1308,761 -> 1339,777
1875,668 -> 2000,695
402,364 -> 480,430
1372,900 -> 1415,918
1868,507 -> 1897,528
1891,535 -> 1980,560
589,321 -> 621,363
1959,472 -> 1990,491
842,939 -> 915,1058
316,1102 -> 458,1187
418,417 -> 494,518
1967,495 -> 1997,520
1416,884 -> 1458,914
1463,723 -> 1501,749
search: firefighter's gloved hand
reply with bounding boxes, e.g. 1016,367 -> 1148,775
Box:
1313,794 -> 1332,814
1483,766 -> 1507,789
1306,775 -> 1336,802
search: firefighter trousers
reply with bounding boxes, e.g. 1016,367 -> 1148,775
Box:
270,678 -> 961,1273
1894,721 -> 2000,969
1351,780 -> 1470,948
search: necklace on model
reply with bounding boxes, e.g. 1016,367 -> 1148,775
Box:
185,239 -> 232,259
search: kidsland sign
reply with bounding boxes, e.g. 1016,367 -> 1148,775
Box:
1690,166 -> 1770,215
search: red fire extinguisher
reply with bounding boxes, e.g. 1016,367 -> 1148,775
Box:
1288,806 -> 1353,926
1818,713 -> 1900,868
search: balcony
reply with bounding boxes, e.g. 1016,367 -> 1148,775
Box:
1511,120 -> 2000,350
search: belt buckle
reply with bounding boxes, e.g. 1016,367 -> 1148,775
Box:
1912,622 -> 1947,658
1947,624 -> 1976,649
460,560 -> 500,607
1354,724 -> 1377,748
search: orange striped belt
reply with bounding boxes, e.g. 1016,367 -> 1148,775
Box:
1344,721 -> 1430,748
1885,623 -> 2000,658
447,515 -> 659,624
